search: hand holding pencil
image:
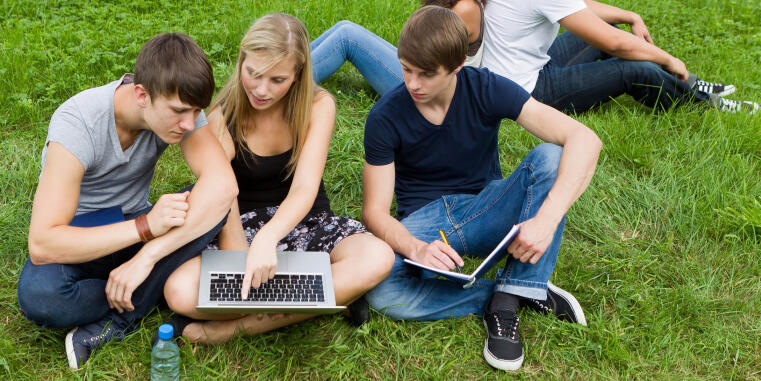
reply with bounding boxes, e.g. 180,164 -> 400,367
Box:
408,231 -> 464,271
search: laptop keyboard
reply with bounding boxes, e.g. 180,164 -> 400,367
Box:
209,272 -> 325,303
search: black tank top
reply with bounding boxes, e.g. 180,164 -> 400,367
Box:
232,146 -> 332,214
224,108 -> 332,214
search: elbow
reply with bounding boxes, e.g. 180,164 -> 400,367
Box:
28,240 -> 51,265
219,179 -> 239,209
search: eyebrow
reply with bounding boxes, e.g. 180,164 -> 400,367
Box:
171,105 -> 197,113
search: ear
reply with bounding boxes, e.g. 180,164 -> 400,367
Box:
452,58 -> 466,75
134,84 -> 150,108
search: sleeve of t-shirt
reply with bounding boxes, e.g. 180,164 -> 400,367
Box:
45,99 -> 95,170
181,109 -> 208,140
479,68 -> 531,122
534,0 -> 587,23
364,110 -> 399,166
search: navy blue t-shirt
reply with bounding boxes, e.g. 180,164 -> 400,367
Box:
364,67 -> 530,219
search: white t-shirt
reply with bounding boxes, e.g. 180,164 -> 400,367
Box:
481,0 -> 587,93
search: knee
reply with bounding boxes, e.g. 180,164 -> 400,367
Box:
527,143 -> 562,181
335,20 -> 361,33
164,273 -> 198,316
17,276 -> 72,327
367,240 -> 395,284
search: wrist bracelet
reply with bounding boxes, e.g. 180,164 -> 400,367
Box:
135,214 -> 155,242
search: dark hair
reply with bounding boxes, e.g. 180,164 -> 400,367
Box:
134,33 -> 214,108
398,6 -> 468,72
421,0 -> 487,8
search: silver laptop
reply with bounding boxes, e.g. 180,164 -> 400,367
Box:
196,250 -> 345,314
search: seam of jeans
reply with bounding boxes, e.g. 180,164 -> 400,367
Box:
342,39 -> 403,83
443,196 -> 469,255
563,45 -> 597,67
522,162 -> 536,221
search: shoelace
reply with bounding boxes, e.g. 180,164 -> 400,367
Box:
695,80 -> 723,93
82,326 -> 114,347
490,312 -> 519,340
719,98 -> 757,113
526,298 -> 552,314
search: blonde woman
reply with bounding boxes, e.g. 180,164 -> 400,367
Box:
161,13 -> 394,343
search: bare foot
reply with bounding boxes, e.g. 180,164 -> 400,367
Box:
183,319 -> 241,344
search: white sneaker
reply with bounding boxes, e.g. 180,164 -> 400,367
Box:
718,98 -> 759,115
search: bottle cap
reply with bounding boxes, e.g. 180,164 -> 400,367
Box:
158,324 -> 174,341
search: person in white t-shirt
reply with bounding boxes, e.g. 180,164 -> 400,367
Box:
481,0 -> 758,114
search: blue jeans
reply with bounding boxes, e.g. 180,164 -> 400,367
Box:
534,31 -> 711,113
311,20 -> 402,96
366,144 -> 566,321
17,189 -> 226,333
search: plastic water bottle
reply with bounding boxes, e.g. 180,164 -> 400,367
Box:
151,324 -> 180,381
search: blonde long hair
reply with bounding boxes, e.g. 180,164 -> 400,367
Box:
212,13 -> 317,176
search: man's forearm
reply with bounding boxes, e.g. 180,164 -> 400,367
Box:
534,129 -> 601,225
138,173 -> 237,264
28,221 -> 143,265
585,0 -> 638,25
363,210 -> 424,259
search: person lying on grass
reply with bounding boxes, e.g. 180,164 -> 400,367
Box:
309,0 -> 757,114
478,0 -> 758,113
158,13 -> 395,343
361,6 -> 600,371
17,33 -> 238,370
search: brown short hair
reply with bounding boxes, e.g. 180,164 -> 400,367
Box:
421,0 -> 488,8
134,33 -> 214,108
398,6 -> 468,73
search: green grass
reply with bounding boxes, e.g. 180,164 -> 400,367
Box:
2,0 -> 761,379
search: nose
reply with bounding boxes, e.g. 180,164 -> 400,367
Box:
254,81 -> 269,98
408,75 -> 421,91
179,113 -> 195,132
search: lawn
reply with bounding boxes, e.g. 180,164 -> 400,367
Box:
1,0 -> 760,379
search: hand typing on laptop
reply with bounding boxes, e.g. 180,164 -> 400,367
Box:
241,231 -> 280,300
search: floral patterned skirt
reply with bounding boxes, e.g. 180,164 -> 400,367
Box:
208,206 -> 368,254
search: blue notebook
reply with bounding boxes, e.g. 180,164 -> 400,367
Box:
69,206 -> 125,227
404,225 -> 520,288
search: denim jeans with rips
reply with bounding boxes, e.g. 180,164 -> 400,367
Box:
365,144 -> 567,321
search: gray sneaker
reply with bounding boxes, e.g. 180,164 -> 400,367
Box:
718,98 -> 759,115
65,320 -> 124,369
694,79 -> 736,96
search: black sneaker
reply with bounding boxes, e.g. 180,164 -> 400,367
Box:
693,79 -> 735,97
345,296 -> 370,327
520,281 -> 587,326
65,320 -> 124,370
482,308 -> 523,371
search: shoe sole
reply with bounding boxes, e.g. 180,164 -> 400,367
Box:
482,321 -> 524,371
548,281 -> 587,326
65,328 -> 79,370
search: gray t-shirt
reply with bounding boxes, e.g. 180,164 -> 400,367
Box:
41,74 -> 207,215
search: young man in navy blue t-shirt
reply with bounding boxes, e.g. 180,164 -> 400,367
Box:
362,6 -> 602,371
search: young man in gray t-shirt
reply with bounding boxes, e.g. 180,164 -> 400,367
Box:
17,33 -> 238,369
